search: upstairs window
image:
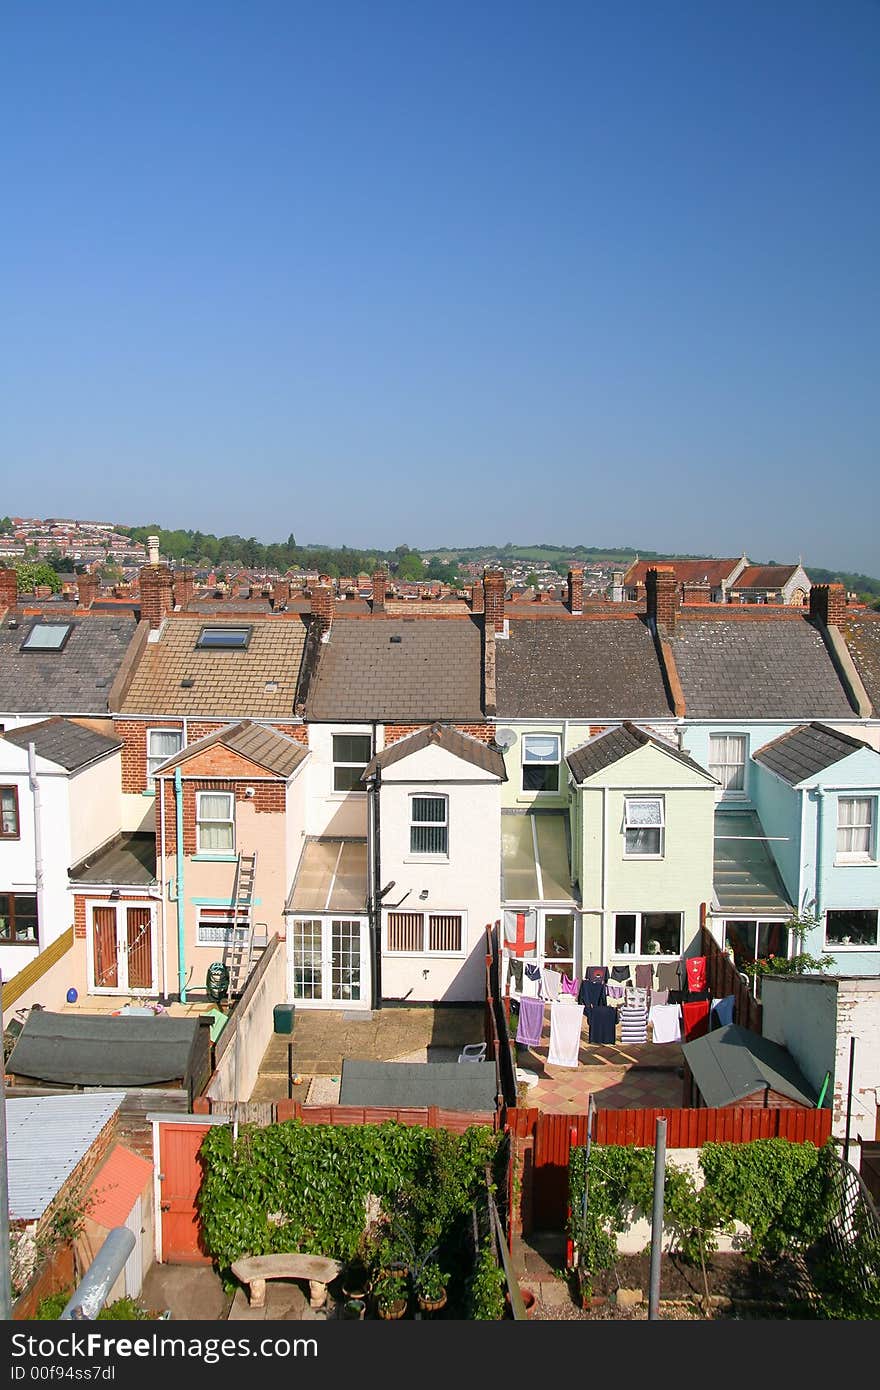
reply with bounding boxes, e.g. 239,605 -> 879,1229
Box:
522,734 -> 561,793
709,734 -> 747,793
196,791 -> 235,853
21,622 -> 72,652
410,795 -> 448,856
837,797 -> 875,862
147,728 -> 183,785
332,734 -> 372,792
1,787 -> 19,839
196,626 -> 252,649
624,797 -> 664,857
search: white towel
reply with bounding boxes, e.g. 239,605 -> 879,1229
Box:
541,968 -> 562,1001
649,1002 -> 682,1043
547,1000 -> 584,1067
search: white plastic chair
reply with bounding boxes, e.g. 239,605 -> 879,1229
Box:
458,1043 -> 487,1063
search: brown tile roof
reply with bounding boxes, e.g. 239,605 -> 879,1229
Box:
839,613 -> 880,712
118,615 -> 308,717
624,558 -> 742,587
733,565 -> 801,589
303,616 -> 484,721
364,722 -> 506,779
566,722 -> 714,783
155,719 -> 308,778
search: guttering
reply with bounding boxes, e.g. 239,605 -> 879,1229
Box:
174,765 -> 187,1002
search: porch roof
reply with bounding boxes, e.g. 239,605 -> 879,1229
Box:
69,832 -> 157,886
285,837 -> 369,915
712,811 -> 792,915
501,811 -> 575,903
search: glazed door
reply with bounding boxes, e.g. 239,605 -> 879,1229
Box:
89,901 -> 156,993
289,916 -> 370,1009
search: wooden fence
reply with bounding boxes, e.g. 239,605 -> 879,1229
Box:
197,1098 -> 501,1134
2,927 -> 74,1012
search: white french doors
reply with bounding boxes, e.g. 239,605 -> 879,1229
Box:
288,916 -> 370,1009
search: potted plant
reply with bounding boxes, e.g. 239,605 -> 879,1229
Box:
372,1270 -> 409,1320
415,1260 -> 448,1313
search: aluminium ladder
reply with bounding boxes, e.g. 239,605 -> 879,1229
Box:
224,850 -> 258,1000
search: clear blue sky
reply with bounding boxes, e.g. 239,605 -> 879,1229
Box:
2,2 -> 878,573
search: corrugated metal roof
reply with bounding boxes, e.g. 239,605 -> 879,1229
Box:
7,1092 -> 125,1221
87,1144 -> 153,1228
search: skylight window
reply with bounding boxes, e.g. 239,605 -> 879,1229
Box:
21,623 -> 73,652
196,626 -> 252,650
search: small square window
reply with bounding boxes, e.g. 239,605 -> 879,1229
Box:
825,908 -> 878,948
21,623 -> 72,652
624,797 -> 664,857
196,791 -> 235,853
836,797 -> 875,862
146,728 -> 183,785
410,795 -> 448,856
196,626 -> 252,649
332,734 -> 372,792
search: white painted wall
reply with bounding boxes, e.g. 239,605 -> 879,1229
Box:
609,1150 -> 749,1254
0,746 -> 73,978
68,754 -> 122,865
378,742 -> 502,1002
305,723 -> 372,837
206,936 -> 287,1102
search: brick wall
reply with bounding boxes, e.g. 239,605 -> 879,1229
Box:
160,777 -> 285,855
117,718 -> 308,794
383,722 -> 496,746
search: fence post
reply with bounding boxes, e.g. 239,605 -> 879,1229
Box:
648,1117 -> 667,1320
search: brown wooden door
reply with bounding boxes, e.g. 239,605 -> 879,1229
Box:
92,906 -> 119,989
159,1122 -> 213,1264
126,907 -> 153,990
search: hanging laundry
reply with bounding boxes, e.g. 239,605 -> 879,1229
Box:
586,965 -> 609,985
649,1002 -> 682,1043
635,963 -> 654,992
578,976 -> 607,1010
619,1005 -> 648,1044
610,964 -> 632,983
657,961 -> 682,993
541,968 -> 562,1001
685,956 -> 707,993
710,995 -> 735,1029
504,909 -> 538,958
516,995 -> 546,1048
561,974 -> 581,997
547,1000 -> 584,1067
682,999 -> 711,1041
588,1005 -> 617,1045
650,988 -> 669,1007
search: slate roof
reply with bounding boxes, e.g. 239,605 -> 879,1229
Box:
495,618 -> 673,718
669,617 -> 855,719
839,613 -> 880,713
154,719 -> 308,779
303,617 -> 484,721
753,722 -> 873,785
364,723 -> 506,779
69,833 -> 157,886
119,615 -> 309,717
566,721 -> 714,783
0,612 -> 138,714
713,811 -> 792,914
3,717 -> 121,771
682,1024 -> 817,1108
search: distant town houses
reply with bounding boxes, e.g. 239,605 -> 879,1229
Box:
1,535 -> 878,1052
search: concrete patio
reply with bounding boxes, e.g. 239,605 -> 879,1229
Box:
514,1012 -> 685,1113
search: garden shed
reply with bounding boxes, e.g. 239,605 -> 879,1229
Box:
682,1023 -> 819,1110
338,1060 -> 498,1114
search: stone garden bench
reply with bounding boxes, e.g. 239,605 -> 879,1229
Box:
231,1253 -> 343,1309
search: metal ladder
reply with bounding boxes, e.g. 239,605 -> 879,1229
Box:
224,851 -> 258,999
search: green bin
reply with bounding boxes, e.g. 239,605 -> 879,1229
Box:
273,1003 -> 295,1035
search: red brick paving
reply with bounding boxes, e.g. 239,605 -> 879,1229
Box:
515,1015 -> 685,1113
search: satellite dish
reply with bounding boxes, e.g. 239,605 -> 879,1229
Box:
494,728 -> 518,750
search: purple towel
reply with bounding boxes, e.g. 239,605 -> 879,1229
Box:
516,995 -> 546,1048
561,974 -> 580,996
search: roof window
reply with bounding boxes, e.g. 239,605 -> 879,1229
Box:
196,626 -> 252,650
21,623 -> 73,652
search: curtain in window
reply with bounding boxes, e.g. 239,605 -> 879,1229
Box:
837,798 -> 871,855
411,797 -> 447,854
626,800 -> 661,826
198,794 -> 234,850
710,736 -> 746,790
388,912 -> 424,951
1,789 -> 18,836
428,915 -> 462,952
524,736 -> 559,762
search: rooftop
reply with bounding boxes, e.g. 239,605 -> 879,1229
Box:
566,722 -> 714,784
285,838 -> 369,915
712,810 -> 793,915
2,716 -> 121,771
364,722 -> 506,779
753,721 -> 875,786
0,612 -> 138,715
682,1023 -> 817,1109
7,1092 -> 125,1221
154,719 -> 309,780
69,832 -> 157,886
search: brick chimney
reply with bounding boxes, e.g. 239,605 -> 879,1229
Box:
139,554 -> 174,629
372,569 -> 387,612
309,581 -> 334,634
470,580 -> 484,615
272,578 -> 291,609
483,568 -> 506,634
0,567 -> 20,610
810,582 -> 847,627
646,565 -> 679,632
567,565 -> 584,615
682,581 -> 711,606
172,567 -> 194,610
76,573 -> 99,609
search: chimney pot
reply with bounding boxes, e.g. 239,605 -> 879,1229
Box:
147,535 -> 160,565
482,568 -> 506,634
646,565 -> 679,632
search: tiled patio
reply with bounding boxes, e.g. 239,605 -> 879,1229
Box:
514,1013 -> 685,1113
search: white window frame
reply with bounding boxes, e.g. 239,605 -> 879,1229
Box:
722,918 -> 791,968
196,790 -> 235,854
146,727 -> 183,787
709,733 -> 748,796
521,733 -> 562,795
196,910 -> 246,948
612,910 -> 683,958
331,732 -> 372,794
408,793 -> 449,858
835,796 -> 876,864
824,908 -> 879,951
623,796 -> 665,858
384,908 -> 466,957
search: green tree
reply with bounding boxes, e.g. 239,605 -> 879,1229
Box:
397,553 -> 424,581
525,572 -> 538,589
15,561 -> 61,594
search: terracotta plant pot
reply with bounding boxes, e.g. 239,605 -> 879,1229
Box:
505,1284 -> 536,1316
376,1299 -> 407,1320
343,1300 -> 365,1320
417,1290 -> 447,1313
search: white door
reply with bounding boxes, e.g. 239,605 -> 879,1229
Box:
88,901 -> 157,994
288,916 -> 370,1009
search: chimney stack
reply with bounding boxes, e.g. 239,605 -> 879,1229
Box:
611,570 -> 625,602
76,573 -> 99,609
139,554 -> 174,630
172,567 -> 194,610
646,565 -> 679,632
372,569 -> 387,612
470,580 -> 484,615
567,565 -> 584,615
809,582 -> 847,627
272,578 -> 291,609
483,568 -> 506,634
681,581 -> 711,606
0,567 -> 20,611
310,581 -> 334,634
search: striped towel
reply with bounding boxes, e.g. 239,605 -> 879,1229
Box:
619,1005 -> 648,1044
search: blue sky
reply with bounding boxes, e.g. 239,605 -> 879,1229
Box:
2,2 -> 878,573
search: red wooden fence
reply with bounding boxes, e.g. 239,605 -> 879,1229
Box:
275,1101 -> 500,1134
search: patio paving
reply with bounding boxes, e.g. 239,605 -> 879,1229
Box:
514,1012 -> 684,1113
250,1005 -> 485,1103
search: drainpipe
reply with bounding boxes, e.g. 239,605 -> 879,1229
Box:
601,785 -> 609,965
175,766 -> 187,1002
814,788 -> 826,924
370,760 -> 383,1010
27,743 -> 46,944
158,775 -> 168,999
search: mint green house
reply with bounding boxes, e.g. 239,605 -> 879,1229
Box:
565,724 -> 717,972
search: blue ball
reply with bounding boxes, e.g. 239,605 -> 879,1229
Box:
66,987 -> 78,1003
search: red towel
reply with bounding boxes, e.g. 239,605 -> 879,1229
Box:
685,956 -> 707,993
682,999 -> 710,1041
